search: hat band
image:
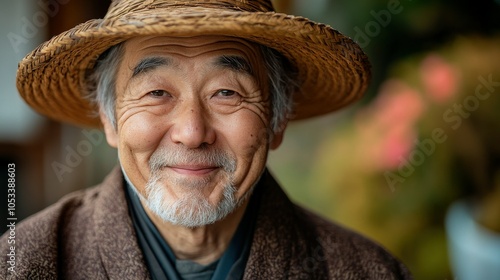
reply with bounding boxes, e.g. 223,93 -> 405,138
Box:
106,0 -> 275,19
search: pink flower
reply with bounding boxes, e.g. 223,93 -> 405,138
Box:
420,54 -> 459,104
356,80 -> 424,170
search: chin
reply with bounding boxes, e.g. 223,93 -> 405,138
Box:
144,176 -> 239,227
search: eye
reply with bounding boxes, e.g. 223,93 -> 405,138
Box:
216,89 -> 237,97
149,90 -> 169,97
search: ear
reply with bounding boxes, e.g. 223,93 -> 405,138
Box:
270,121 -> 287,150
99,111 -> 118,148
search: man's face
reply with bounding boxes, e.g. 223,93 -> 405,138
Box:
102,35 -> 284,227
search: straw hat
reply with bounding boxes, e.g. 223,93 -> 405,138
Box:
16,0 -> 371,128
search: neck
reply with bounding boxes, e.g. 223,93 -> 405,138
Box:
142,197 -> 250,265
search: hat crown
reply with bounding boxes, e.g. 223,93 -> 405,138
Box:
106,0 -> 276,19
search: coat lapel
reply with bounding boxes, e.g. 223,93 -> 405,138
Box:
93,167 -> 151,279
243,171 -> 328,279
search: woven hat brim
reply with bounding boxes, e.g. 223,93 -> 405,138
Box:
16,7 -> 371,128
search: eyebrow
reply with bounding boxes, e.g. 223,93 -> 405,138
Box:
215,55 -> 253,76
131,57 -> 171,77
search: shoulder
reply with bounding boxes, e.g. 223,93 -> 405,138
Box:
0,187 -> 99,279
254,171 -> 412,279
0,170 -> 119,279
296,206 -> 413,279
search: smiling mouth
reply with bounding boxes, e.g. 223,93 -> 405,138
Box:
168,165 -> 219,176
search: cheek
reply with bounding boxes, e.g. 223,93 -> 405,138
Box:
119,113 -> 166,153
117,113 -> 168,189
221,112 -> 270,164
218,100 -> 271,156
221,115 -> 269,199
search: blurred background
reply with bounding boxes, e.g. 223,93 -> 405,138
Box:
1,0 -> 500,279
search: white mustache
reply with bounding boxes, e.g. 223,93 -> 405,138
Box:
149,146 -> 237,174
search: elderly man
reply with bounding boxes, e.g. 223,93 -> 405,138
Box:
1,0 -> 411,279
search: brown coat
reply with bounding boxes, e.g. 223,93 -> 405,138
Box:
0,168 -> 412,279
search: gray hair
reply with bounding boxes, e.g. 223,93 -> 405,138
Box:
86,41 -> 297,135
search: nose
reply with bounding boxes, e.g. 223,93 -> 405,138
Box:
169,99 -> 216,148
